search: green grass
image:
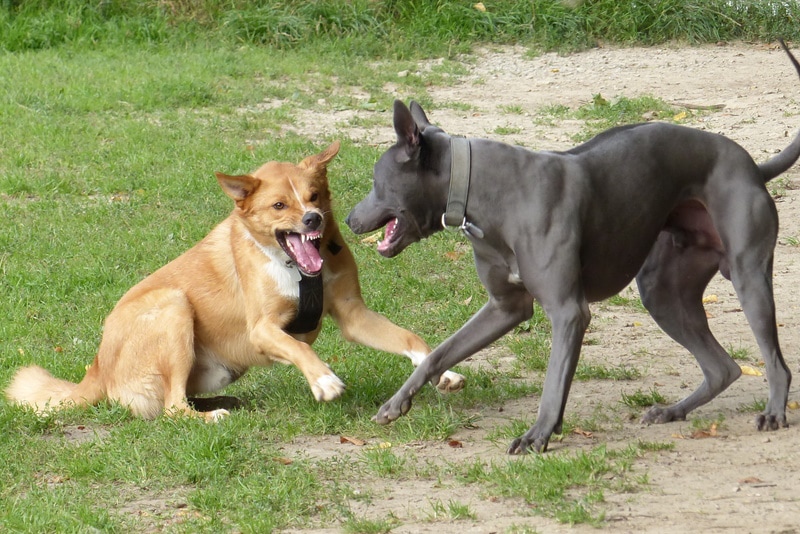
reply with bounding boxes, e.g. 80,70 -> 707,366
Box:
459,445 -> 642,525
621,388 -> 667,408
3,0 -> 800,54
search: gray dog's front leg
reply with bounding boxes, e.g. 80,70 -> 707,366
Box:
508,302 -> 591,454
374,296 -> 533,424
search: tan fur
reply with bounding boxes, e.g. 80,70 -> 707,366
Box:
6,142 -> 464,421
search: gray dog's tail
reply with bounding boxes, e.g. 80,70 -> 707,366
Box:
759,39 -> 800,182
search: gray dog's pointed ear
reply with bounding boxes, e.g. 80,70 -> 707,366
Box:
409,101 -> 432,129
393,100 -> 421,161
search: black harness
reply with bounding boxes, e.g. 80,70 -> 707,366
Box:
283,240 -> 343,335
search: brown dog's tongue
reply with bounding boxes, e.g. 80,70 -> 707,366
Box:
285,233 -> 323,274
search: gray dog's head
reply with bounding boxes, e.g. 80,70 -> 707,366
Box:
345,100 -> 449,257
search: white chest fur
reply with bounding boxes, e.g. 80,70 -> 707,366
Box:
245,231 -> 301,299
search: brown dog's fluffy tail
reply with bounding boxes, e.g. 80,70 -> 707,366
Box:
6,363 -> 105,414
759,39 -> 800,181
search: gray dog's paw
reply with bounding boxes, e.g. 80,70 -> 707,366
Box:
641,405 -> 685,425
373,395 -> 413,425
506,434 -> 549,454
755,413 -> 788,431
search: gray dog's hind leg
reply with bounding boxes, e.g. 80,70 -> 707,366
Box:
636,233 -> 742,423
719,187 -> 791,429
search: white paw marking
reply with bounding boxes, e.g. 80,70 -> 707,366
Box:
403,350 -> 427,366
206,409 -> 230,422
437,370 -> 466,393
312,374 -> 345,401
404,351 -> 466,393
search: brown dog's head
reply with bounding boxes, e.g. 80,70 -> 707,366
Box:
216,141 -> 340,276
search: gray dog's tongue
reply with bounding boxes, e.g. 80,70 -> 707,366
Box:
285,233 -> 323,274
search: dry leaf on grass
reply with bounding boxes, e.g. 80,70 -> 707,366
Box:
340,436 -> 366,446
740,365 -> 763,376
448,439 -> 463,448
691,423 -> 719,439
445,250 -> 464,261
360,232 -> 381,244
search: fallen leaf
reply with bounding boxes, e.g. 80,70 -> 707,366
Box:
473,2 -> 486,12
463,295 -> 473,306
340,436 -> 366,446
691,423 -> 718,439
54,346 -> 63,353
360,232 -> 381,244
740,365 -> 763,377
572,428 -> 594,438
378,442 -> 392,449
272,457 -> 293,465
788,400 -> 800,410
448,439 -> 463,448
673,110 -> 689,121
702,294 -> 718,304
739,476 -> 764,484
445,250 -> 463,261
632,321 -> 643,327
671,433 -> 686,439
705,311 -> 714,318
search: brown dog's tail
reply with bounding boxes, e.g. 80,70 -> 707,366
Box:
759,39 -> 800,182
5,361 -> 105,414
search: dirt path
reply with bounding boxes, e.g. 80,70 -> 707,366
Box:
288,42 -> 800,533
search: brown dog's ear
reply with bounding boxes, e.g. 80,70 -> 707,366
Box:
215,172 -> 260,202
299,140 -> 340,170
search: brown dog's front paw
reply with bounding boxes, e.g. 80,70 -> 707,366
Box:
312,374 -> 345,402
436,370 -> 466,393
203,409 -> 230,423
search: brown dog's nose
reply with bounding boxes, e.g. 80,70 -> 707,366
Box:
303,212 -> 322,230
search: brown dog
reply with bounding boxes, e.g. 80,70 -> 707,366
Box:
6,142 -> 464,420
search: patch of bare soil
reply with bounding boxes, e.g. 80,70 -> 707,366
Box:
286,42 -> 800,533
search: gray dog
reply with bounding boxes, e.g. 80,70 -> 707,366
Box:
346,41 -> 800,453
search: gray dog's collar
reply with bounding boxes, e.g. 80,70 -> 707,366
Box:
442,137 -> 484,239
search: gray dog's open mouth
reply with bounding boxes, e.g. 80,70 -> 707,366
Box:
277,231 -> 323,276
377,217 -> 401,255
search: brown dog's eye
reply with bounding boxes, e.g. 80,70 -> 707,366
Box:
273,202 -> 286,210
309,193 -> 319,202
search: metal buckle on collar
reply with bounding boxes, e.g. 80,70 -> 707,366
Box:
441,213 -> 484,239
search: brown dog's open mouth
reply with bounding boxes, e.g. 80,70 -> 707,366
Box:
277,231 -> 323,276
